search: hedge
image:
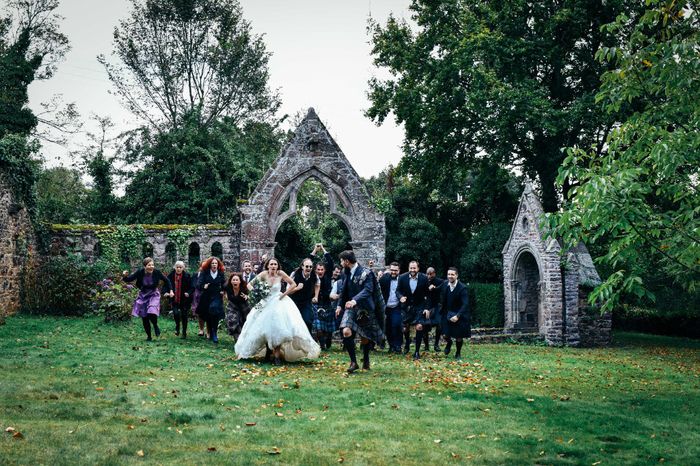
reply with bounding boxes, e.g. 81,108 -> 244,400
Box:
467,282 -> 504,328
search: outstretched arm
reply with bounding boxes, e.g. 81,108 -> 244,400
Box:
279,271 -> 299,299
247,271 -> 265,291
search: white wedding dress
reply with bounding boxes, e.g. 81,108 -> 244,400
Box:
234,280 -> 321,361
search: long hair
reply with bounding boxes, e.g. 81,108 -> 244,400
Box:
226,272 -> 246,293
200,256 -> 225,273
264,256 -> 280,272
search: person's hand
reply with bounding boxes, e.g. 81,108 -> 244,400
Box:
296,283 -> 304,290
429,284 -> 436,290
423,310 -> 430,319
204,283 -> 209,289
184,293 -> 189,298
345,300 -> 356,309
335,306 -> 342,317
450,315 -> 459,323
220,291 -> 224,296
169,291 -> 175,298
312,296 -> 318,304
279,294 -> 285,301
122,270 -> 128,277
330,292 -> 339,300
241,293 -> 248,301
400,296 -> 407,303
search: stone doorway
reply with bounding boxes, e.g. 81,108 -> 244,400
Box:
512,250 -> 541,330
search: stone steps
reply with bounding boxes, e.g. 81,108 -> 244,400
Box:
469,332 -> 542,344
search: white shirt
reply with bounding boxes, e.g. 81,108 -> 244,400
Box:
210,270 -> 218,280
449,281 -> 457,292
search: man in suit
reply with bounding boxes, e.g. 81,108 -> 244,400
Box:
379,262 -> 401,353
440,267 -> 470,359
336,250 -> 384,373
397,260 -> 430,359
290,257 -> 320,332
425,266 -> 445,351
310,243 -> 335,349
241,260 -> 256,285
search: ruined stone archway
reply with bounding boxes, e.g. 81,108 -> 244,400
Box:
239,108 -> 385,267
511,248 -> 542,331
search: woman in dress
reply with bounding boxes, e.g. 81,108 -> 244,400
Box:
196,257 -> 226,343
224,273 -> 250,340
235,257 -> 321,365
123,257 -> 172,341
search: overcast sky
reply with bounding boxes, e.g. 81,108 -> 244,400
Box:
26,0 -> 412,178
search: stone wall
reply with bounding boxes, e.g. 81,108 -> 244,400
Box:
0,176 -> 36,318
50,224 -> 241,271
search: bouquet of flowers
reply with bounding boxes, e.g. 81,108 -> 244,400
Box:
248,280 -> 272,308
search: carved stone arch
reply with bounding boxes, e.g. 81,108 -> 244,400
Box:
239,108 -> 385,267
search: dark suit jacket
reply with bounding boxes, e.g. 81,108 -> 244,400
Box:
196,271 -> 226,318
440,281 -> 469,319
378,272 -> 398,304
425,277 -> 444,311
340,265 -> 375,311
396,272 -> 429,310
163,270 -> 193,306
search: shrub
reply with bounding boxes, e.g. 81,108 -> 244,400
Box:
92,278 -> 138,323
468,282 -> 504,328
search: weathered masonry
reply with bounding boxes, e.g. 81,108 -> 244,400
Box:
502,183 -> 611,346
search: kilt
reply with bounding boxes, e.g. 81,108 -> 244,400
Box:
417,306 -> 441,326
340,307 -> 384,344
312,305 -> 336,333
441,313 -> 471,339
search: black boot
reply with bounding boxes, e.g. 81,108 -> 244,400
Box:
142,317 -> 152,341
362,343 -> 371,370
344,336 -> 358,373
444,339 -> 452,355
413,329 -> 423,360
326,335 -> 333,350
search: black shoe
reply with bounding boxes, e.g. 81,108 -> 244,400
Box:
273,357 -> 283,366
181,333 -> 187,339
154,326 -> 161,337
454,353 -> 462,360
403,345 -> 410,355
412,351 -> 420,361
362,360 -> 370,370
444,341 -> 452,355
434,344 -> 441,352
347,362 -> 359,373
146,336 -> 153,341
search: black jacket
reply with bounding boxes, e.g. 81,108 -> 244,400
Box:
440,281 -> 469,319
340,265 -> 376,311
196,270 -> 226,318
396,272 -> 429,310
123,268 -> 171,292
163,270 -> 193,306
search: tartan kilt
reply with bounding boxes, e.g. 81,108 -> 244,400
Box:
340,307 -> 384,344
312,305 -> 336,333
401,305 -> 421,326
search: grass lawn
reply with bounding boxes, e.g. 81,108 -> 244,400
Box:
1,316 -> 699,465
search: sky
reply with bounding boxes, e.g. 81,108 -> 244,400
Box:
25,0 -> 413,178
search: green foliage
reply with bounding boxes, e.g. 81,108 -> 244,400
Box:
0,133 -> 40,213
99,0 -> 280,129
367,0 -> 642,211
469,282 -> 505,328
391,217 -> 441,270
461,222 -> 512,282
120,115 -> 283,223
95,225 -> 147,270
0,29 -> 39,137
22,255 -> 102,316
548,1 -> 700,312
36,166 -> 87,223
167,227 -> 196,257
92,278 -> 138,323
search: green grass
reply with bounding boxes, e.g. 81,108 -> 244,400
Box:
1,316 -> 699,465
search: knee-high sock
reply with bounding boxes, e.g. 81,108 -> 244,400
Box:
414,329 -> 424,354
343,336 -> 357,363
434,327 -> 442,345
142,317 -> 151,338
362,343 -> 370,364
209,317 -> 219,339
174,309 -> 181,332
181,315 -> 188,335
423,327 -> 429,347
403,329 -> 410,349
455,339 -> 463,356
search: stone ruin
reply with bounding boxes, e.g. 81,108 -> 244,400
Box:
502,183 -> 611,346
240,108 -> 385,267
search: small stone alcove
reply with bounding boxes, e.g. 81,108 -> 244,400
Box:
502,183 -> 611,346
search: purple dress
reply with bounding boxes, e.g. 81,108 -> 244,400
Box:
132,274 -> 162,317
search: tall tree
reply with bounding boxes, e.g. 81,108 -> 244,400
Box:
367,0 -> 641,211
0,0 -> 69,138
99,0 -> 280,131
549,0 -> 700,311
36,166 -> 87,224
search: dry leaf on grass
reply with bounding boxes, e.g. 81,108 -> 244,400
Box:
136,450 -> 144,457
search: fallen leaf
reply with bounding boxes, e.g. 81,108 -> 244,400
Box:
207,447 -> 217,452
527,398 -> 534,402
12,431 -> 24,439
275,412 -> 284,417
434,439 -> 441,444
95,387 -> 104,391
136,450 -> 144,457
245,422 -> 257,426
5,427 -> 15,433
337,458 -> 344,463
267,447 -> 281,455
127,425 -> 135,430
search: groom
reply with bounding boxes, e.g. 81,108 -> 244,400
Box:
336,250 -> 384,373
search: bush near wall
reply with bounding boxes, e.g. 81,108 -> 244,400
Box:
467,282 -> 504,328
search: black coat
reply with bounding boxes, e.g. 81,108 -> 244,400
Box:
425,276 -> 445,324
396,272 -> 430,324
196,271 -> 226,320
123,268 -> 171,293
163,271 -> 193,307
440,281 -> 471,338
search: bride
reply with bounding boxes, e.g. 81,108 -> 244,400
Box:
234,257 -> 320,364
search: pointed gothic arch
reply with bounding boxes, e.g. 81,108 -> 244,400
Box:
239,108 -> 385,267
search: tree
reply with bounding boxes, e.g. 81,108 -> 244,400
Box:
0,0 -> 70,138
367,0 -> 642,211
99,0 -> 280,131
36,167 -> 87,224
548,1 -> 700,311
77,116 -> 119,223
119,113 -> 283,223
